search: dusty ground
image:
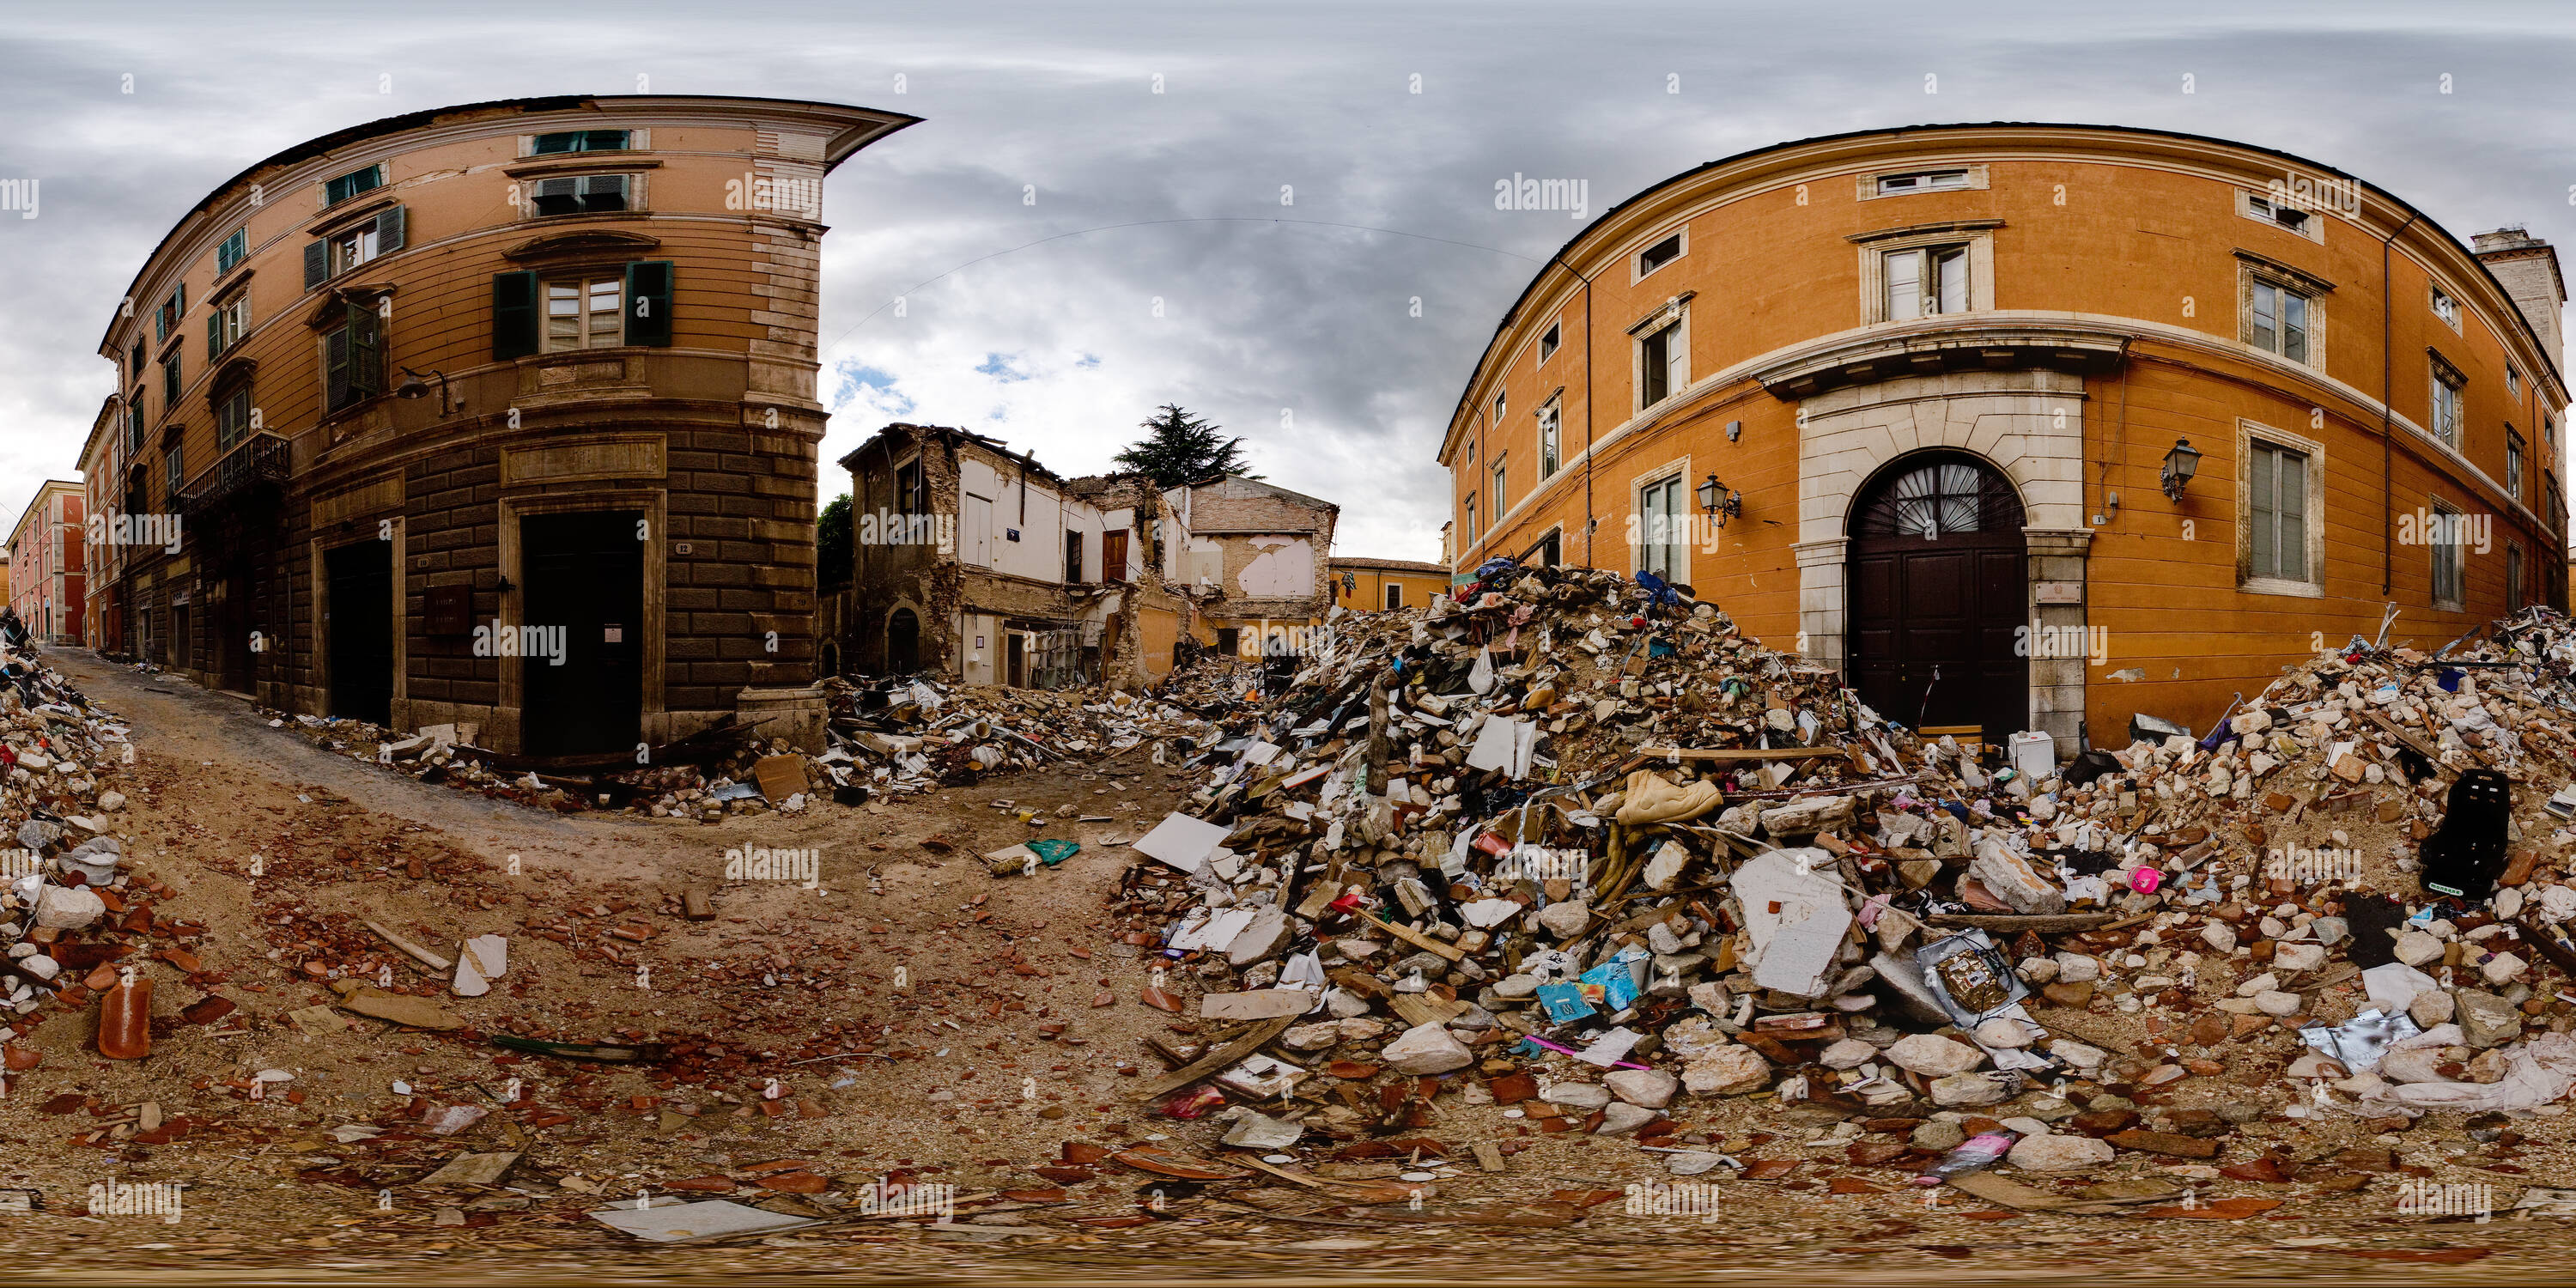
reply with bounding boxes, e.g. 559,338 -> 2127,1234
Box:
0,648 -> 2564,1285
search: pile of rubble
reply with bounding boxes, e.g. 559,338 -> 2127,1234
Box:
829,675 -> 1215,793
1103,565 -> 2576,1190
0,626 -> 225,1071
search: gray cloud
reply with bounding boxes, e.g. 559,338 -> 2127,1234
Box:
3,2 -> 2572,564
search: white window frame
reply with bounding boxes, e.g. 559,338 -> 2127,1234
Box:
1462,492 -> 1479,540
1857,163 -> 1988,201
2238,189 -> 2326,243
210,293 -> 250,357
543,273 -> 626,352
2237,421 -> 2325,598
1856,228 -> 1994,324
2507,428 -> 2525,501
1630,296 -> 1691,412
1631,229 -> 1686,283
1492,455 -> 1509,519
1538,399 -> 1561,478
2429,495 -> 2468,611
2237,258 -> 2326,371
527,172 -> 638,220
1383,581 -> 1403,611
2429,284 -> 2462,331
329,222 -> 380,277
2507,366 -> 2521,400
1636,469 -> 1689,583
2428,359 -> 2464,449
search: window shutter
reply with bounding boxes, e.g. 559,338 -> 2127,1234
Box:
1663,324 -> 1686,398
2279,452 -> 2306,580
375,205 -> 405,254
2249,448 -> 2275,579
175,283 -> 185,315
348,299 -> 382,401
584,174 -> 629,211
304,240 -> 329,289
625,260 -> 672,347
325,325 -> 352,411
207,310 -> 221,361
491,270 -> 538,360
532,177 -> 579,216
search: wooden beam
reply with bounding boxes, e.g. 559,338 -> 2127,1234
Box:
1125,1015 -> 1298,1102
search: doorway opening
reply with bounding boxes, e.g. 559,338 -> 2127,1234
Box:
520,511 -> 644,756
1844,451 -> 2027,744
325,540 -> 393,725
887,608 -> 920,673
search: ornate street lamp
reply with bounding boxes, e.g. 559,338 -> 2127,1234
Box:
2160,438 -> 2202,501
1696,472 -> 1741,529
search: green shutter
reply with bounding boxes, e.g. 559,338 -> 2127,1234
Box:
325,324 -> 352,411
376,205 -> 405,254
207,310 -> 221,361
348,299 -> 382,401
304,240 -> 329,289
625,260 -> 672,347
491,270 -> 538,359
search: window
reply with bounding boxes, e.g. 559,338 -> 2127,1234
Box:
1538,402 -> 1561,478
1539,323 -> 1559,361
2430,498 -> 2467,609
322,298 -> 384,414
130,342 -> 144,380
1638,320 -> 1683,408
2429,361 -> 2464,447
216,386 -> 252,453
1639,474 -> 1686,580
2248,440 -> 2311,583
2509,543 -> 2526,610
207,293 -> 249,360
532,130 -> 630,155
2508,367 -> 2522,399
304,207 -> 405,289
531,173 -> 630,216
1877,169 -> 1970,196
154,284 -> 184,343
2508,429 -> 2526,501
163,444 -> 183,498
2245,192 -> 2312,232
1462,493 -> 1479,542
2249,278 -> 2312,364
216,227 -> 248,276
161,355 -> 180,409
1884,244 -> 1968,320
1493,392 -> 1505,425
1492,456 -> 1509,517
125,398 -> 143,453
2430,285 -> 2460,330
544,275 -> 624,351
1524,529 -> 1562,568
325,165 -> 383,206
1384,581 -> 1403,611
1637,233 -> 1682,277
894,459 -> 926,514
1065,531 -> 1084,584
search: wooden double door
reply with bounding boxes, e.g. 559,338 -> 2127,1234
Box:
1845,453 -> 2029,741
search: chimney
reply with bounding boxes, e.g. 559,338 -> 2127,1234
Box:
2473,227 -> 2567,375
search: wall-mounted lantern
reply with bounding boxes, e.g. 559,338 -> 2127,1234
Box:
1696,473 -> 1741,529
2160,438 -> 2202,501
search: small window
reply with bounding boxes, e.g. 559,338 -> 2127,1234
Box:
163,444 -> 183,498
216,386 -> 252,453
544,275 -> 625,351
154,284 -> 184,343
1637,234 -> 1683,277
125,399 -> 143,453
1492,456 -> 1509,517
129,342 -> 144,380
2250,278 -> 2312,365
1462,492 -> 1479,540
216,227 -> 248,275
2429,363 -> 2464,447
207,293 -> 249,359
532,173 -> 630,217
2509,542 -> 2527,610
2430,285 -> 2460,329
894,458 -> 926,513
1384,581 -> 1403,611
331,222 -> 380,276
1877,169 -> 1970,196
1538,402 -> 1561,478
532,130 -> 630,155
2245,192 -> 2312,231
1884,244 -> 1968,321
325,164 -> 384,206
2508,367 -> 2522,399
1493,392 -> 1505,424
161,354 -> 180,409
2430,498 -> 2467,608
1639,320 -> 1683,408
322,299 -> 385,414
1539,323 -> 1559,361
2248,440 -> 2311,583
2507,430 -> 2525,501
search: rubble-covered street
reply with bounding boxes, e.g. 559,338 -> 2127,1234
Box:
9,569 -> 2576,1283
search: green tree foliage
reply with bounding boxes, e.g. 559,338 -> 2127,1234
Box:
817,492 -> 853,591
1113,404 -> 1258,488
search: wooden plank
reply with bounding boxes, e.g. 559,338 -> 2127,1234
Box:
1358,910 -> 1465,962
1125,1015 -> 1297,1102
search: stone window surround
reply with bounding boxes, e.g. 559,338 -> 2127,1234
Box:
2237,188 -> 2327,244
1629,293 -> 1693,413
1789,368 -> 2091,750
1631,453 -> 1691,582
1853,223 -> 1998,325
2235,251 -> 2331,374
2427,493 -> 2467,612
1856,163 -> 1990,202
1631,226 -> 1688,285
2235,418 -> 2328,598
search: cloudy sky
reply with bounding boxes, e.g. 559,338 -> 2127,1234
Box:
3,2 -> 2572,562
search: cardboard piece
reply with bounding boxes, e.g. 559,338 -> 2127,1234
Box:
590,1197 -> 820,1242
419,1151 -> 520,1187
752,754 -> 810,802
1135,812 -> 1230,874
1200,989 -> 1315,1021
1728,849 -> 1851,999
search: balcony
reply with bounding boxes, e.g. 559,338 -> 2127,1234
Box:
177,431 -> 290,519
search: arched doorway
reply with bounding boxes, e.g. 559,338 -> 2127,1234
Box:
888,608 -> 920,674
1846,452 -> 2028,741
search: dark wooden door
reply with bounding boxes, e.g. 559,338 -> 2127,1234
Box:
521,511 -> 644,756
325,540 -> 393,725
1846,453 -> 2028,739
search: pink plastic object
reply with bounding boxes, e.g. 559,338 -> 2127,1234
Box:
2129,866 -> 2162,894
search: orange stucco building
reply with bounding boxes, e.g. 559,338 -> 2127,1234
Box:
1441,123 -> 2568,752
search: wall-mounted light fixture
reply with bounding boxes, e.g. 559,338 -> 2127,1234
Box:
1696,472 -> 1741,529
395,366 -> 459,416
2160,438 -> 2202,501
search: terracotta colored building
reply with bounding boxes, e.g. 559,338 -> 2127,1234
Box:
7,479 -> 86,645
91,94 -> 914,752
1442,124 -> 2568,752
1328,556 -> 1449,614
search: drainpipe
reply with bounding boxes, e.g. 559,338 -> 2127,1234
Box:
2383,211 -> 2421,596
